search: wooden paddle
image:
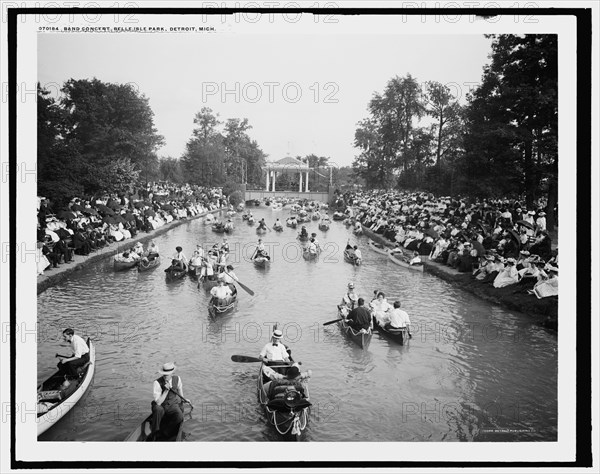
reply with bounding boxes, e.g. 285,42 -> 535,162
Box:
323,318 -> 344,326
224,271 -> 255,296
168,387 -> 194,410
55,353 -> 70,358
230,355 -> 301,366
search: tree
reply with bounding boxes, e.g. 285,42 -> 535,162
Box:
424,81 -> 462,166
59,78 -> 164,195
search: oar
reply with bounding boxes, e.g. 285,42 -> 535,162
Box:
323,318 -> 344,326
55,353 -> 70,358
225,271 -> 255,296
231,355 -> 262,363
168,387 -> 194,410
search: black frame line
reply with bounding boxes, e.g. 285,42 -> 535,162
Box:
7,5 -> 592,469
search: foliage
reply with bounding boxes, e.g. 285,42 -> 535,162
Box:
228,190 -> 244,206
37,79 -> 164,202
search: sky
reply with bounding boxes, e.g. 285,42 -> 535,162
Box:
38,20 -> 493,168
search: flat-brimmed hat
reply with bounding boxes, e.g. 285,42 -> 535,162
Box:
347,282 -> 355,288
272,329 -> 283,339
538,211 -> 546,216
158,362 -> 176,375
528,210 -> 536,216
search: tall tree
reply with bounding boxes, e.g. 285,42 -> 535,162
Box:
424,81 -> 462,166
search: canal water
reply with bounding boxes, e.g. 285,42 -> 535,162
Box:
37,206 -> 557,442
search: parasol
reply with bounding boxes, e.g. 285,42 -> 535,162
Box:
516,219 -> 534,230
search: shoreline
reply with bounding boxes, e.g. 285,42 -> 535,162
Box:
361,226 -> 558,331
37,207 -> 226,295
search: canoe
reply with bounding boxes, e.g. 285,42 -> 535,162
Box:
353,228 -> 363,235
226,211 -> 236,217
303,249 -> 319,260
389,253 -> 424,272
256,227 -> 268,235
257,363 -> 311,440
254,256 -> 270,267
209,294 -> 237,317
114,259 -> 138,271
311,214 -> 319,221
297,234 -> 309,242
337,314 -> 372,350
124,403 -> 189,441
212,224 -> 226,233
286,221 -> 298,229
224,225 -> 234,234
165,266 -> 187,280
273,225 -> 284,232
318,223 -> 330,231
343,219 -> 353,227
247,218 -> 255,225
344,249 -> 362,266
332,212 -> 345,221
368,240 -> 390,256
37,338 -> 96,435
373,318 -> 408,345
138,256 -> 161,272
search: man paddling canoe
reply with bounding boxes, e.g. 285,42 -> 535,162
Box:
148,362 -> 186,441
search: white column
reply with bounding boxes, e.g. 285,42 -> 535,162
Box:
305,171 -> 309,192
272,171 -> 276,192
298,171 -> 303,192
266,169 -> 270,191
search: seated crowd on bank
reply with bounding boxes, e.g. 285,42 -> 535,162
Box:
36,182 -> 227,276
338,190 -> 558,300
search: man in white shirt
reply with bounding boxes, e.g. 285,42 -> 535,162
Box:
259,329 -> 291,365
56,328 -> 90,378
386,301 -> 412,338
150,362 -> 185,441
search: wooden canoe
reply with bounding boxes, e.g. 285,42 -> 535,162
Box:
138,256 -> 161,272
209,294 -> 237,317
373,318 -> 408,345
256,227 -> 268,234
303,249 -> 319,260
368,240 -> 390,256
37,338 -> 96,436
257,363 -> 311,441
253,256 -> 270,267
318,223 -> 330,231
388,253 -> 424,272
337,314 -> 372,350
114,259 -> 138,271
124,403 -> 189,441
165,266 -> 187,280
344,249 -> 362,266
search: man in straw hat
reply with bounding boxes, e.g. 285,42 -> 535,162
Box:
149,362 -> 185,441
259,329 -> 291,366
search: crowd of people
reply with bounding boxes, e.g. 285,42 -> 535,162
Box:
36,183 -> 227,276
338,190 -> 558,300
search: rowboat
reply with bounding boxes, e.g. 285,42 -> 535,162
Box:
337,314 -> 372,350
344,249 -> 362,266
273,225 -> 284,232
388,253 -> 424,272
209,294 -> 237,317
368,240 -> 390,256
37,338 -> 96,436
256,227 -> 268,235
124,403 -> 189,441
373,318 -> 408,345
318,222 -> 330,231
138,256 -> 161,272
114,259 -> 138,271
254,256 -> 270,267
257,363 -> 311,441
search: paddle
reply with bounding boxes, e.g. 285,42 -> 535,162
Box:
231,355 -> 262,363
323,318 -> 344,326
55,353 -> 71,358
225,271 -> 255,296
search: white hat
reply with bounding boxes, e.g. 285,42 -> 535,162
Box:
272,329 -> 283,339
158,362 -> 176,375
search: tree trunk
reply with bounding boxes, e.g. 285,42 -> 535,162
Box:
523,132 -> 534,209
436,113 -> 443,166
